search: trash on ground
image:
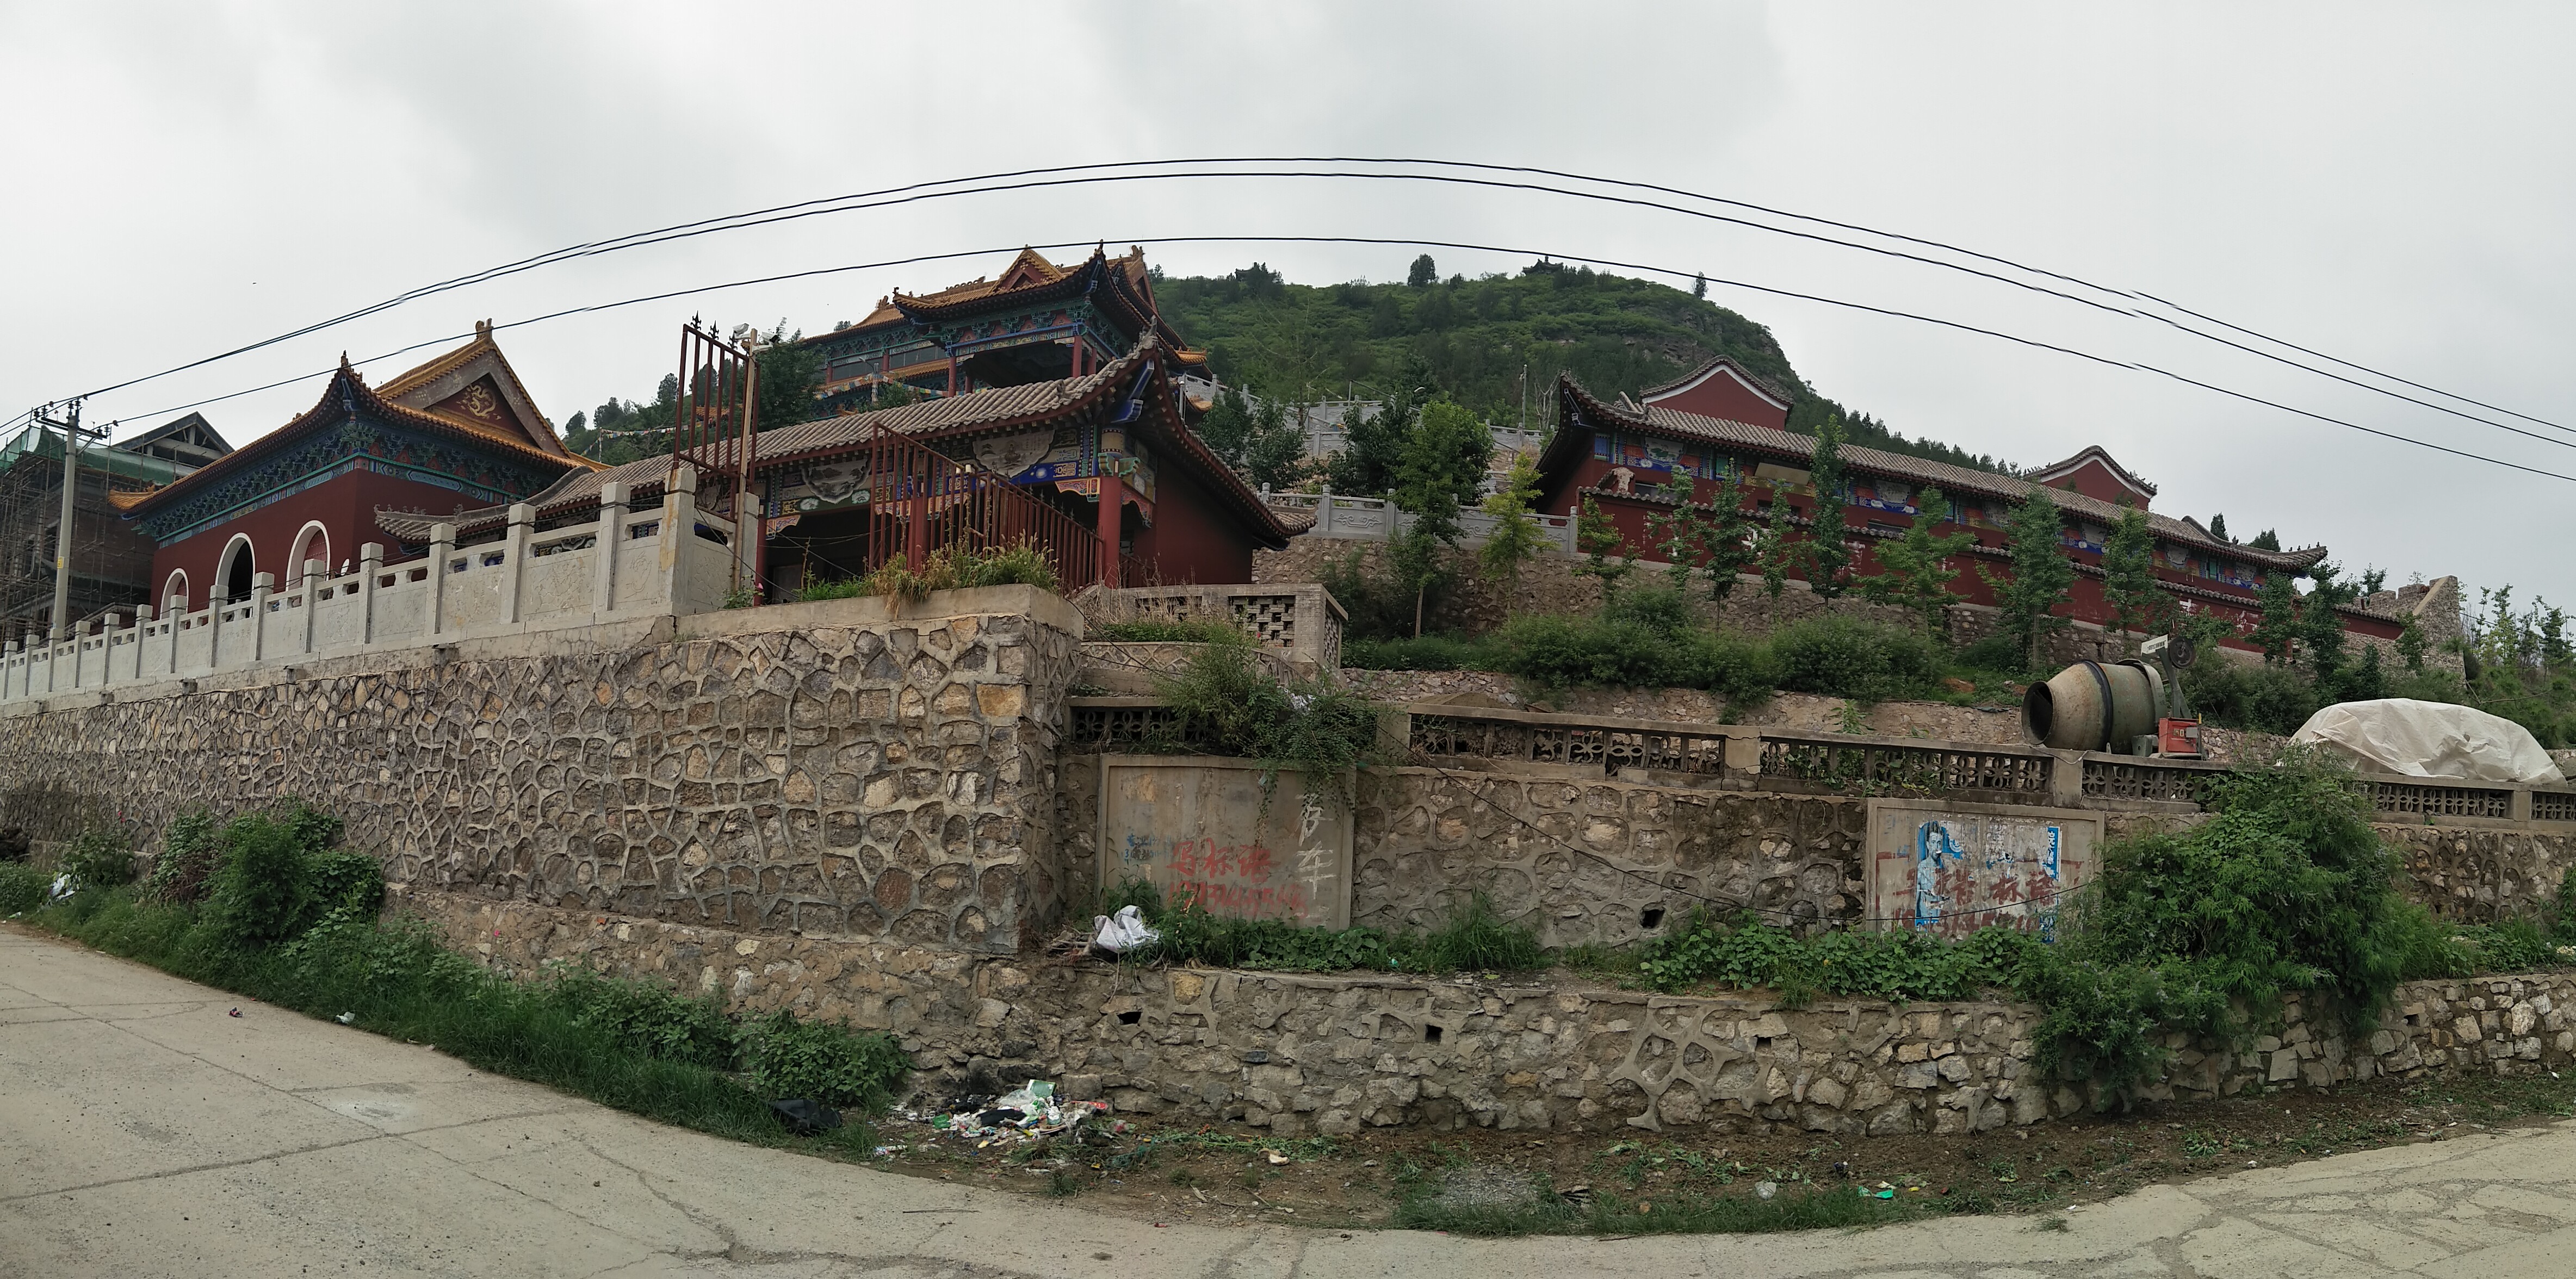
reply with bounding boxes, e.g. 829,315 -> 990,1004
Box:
1266,1151 -> 1289,1165
769,1098 -> 844,1135
46,873 -> 74,903
227,1008 -> 242,1018
905,1077 -> 1108,1147
335,1011 -> 357,1025
1755,1180 -> 1778,1200
1091,904 -> 1160,953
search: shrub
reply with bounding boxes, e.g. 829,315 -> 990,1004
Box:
1954,634 -> 2026,676
544,971 -> 740,1069
1769,616 -> 1941,701
1495,614 -> 1677,689
739,1010 -> 910,1109
2186,660 -> 2321,734
59,828 -> 137,892
857,540 -> 1056,604
141,809 -> 220,904
1677,630 -> 1782,706
201,803 -> 374,949
0,862 -> 47,914
1150,641 -> 1384,802
1601,583 -> 1696,638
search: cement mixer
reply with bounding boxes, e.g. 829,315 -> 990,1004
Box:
2023,657 -> 2195,755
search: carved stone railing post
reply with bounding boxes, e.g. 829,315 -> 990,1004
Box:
246,572 -> 275,663
358,543 -> 383,644
429,523 -> 455,636
503,503 -> 535,625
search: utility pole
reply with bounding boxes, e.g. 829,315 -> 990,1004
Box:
38,400 -> 83,642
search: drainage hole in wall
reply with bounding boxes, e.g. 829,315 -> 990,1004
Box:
1117,1010 -> 1142,1025
1423,1024 -> 1444,1044
1640,907 -> 1666,929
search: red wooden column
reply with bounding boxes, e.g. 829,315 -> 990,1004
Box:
1094,475 -> 1123,588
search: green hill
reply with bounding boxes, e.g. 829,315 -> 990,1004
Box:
1156,257 -> 2015,474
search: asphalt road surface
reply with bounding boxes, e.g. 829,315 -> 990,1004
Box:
9,925 -> 2576,1277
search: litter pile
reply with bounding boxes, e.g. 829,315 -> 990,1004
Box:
910,1079 -> 1113,1148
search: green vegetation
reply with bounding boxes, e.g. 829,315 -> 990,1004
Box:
1157,259 -> 2014,474
792,540 -> 1058,606
1638,753 -> 2576,1108
1099,878 -> 1541,974
1857,485 -> 1978,635
1395,1181 -> 1903,1237
1091,617 -> 1245,644
18,803 -> 908,1155
1980,488 -> 2076,670
564,321 -> 827,467
1146,632 -> 1385,804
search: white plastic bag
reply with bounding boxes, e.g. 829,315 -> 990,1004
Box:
1091,904 -> 1161,953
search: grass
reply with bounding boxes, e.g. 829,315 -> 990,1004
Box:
1099,878 -> 1544,974
24,885 -> 902,1159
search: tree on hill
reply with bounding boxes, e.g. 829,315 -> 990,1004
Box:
1407,254 -> 1438,288
1154,258 -> 2017,476
1197,388 -> 1308,491
1388,400 -> 1491,635
1795,413 -> 1853,599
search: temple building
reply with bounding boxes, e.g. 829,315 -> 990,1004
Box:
382,334 -> 1292,593
1538,360 -> 2399,650
795,246 -> 1208,412
123,324 -> 594,612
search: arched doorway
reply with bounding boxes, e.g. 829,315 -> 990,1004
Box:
218,536 -> 257,603
162,569 -> 190,613
287,522 -> 330,586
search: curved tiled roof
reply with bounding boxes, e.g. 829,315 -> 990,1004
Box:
1550,375 -> 2330,572
2028,443 -> 2157,498
125,356 -> 585,520
384,335 -> 1286,546
1637,355 -> 1798,409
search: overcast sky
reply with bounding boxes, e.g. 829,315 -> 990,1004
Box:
3,3 -> 2568,609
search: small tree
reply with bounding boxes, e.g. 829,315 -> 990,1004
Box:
2100,502 -> 2170,650
1687,473 -> 1762,601
1242,396 -> 1308,492
1642,477 -> 1700,592
1476,453 -> 1546,611
1324,357 -> 1434,495
1389,400 -> 1490,635
753,321 -> 823,431
1796,413 -> 1853,598
2294,561 -> 2360,680
1858,486 -> 1977,637
2208,513 -> 2230,543
2250,572 -> 2301,665
1197,386 -> 1259,469
1573,494 -> 1633,592
1979,488 -> 2075,669
1407,253 -> 1439,288
1755,496 -> 1797,599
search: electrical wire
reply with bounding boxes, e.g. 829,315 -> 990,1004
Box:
52,156 -> 2563,445
92,231 -> 2576,489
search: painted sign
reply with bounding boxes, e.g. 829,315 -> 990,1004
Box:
1097,757 -> 1354,928
1862,800 -> 2101,940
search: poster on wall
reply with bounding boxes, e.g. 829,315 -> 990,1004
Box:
1862,799 -> 2102,940
1097,757 -> 1354,928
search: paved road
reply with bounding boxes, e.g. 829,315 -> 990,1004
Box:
8,927 -> 2576,1277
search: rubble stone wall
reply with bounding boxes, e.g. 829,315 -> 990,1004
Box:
0,587 -> 1083,954
413,886 -> 2576,1139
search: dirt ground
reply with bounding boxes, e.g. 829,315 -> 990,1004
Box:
865,1068 -> 2576,1231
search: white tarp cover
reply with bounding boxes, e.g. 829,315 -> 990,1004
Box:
2290,698 -> 2566,785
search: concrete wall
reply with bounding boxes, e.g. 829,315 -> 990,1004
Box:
0,586 -> 1083,953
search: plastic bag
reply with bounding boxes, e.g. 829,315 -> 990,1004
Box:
1091,904 -> 1160,953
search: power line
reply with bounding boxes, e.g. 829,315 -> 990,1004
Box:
94,231 -> 2576,491
52,157 -> 2561,449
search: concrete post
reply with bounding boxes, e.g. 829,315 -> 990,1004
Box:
302,560 -> 325,654
502,503 -> 534,625
658,467 -> 698,612
593,482 -> 628,615
246,573 -> 274,663
358,543 -> 382,644
429,524 -> 456,636
2046,750 -> 2086,806
1316,486 -> 1334,536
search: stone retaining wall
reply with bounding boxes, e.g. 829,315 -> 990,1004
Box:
408,887 -> 2576,1139
0,587 -> 1082,954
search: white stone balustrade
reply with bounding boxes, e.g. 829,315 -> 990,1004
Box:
0,467 -> 738,705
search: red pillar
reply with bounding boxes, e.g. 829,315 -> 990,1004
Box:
946,353 -> 958,397
1095,476 -> 1123,589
